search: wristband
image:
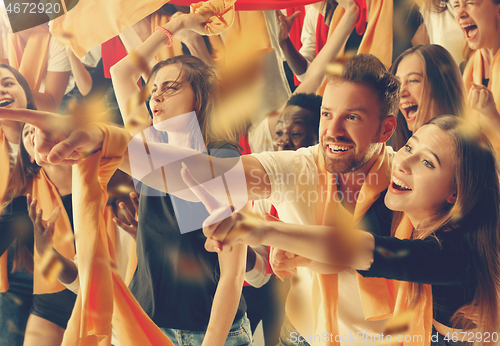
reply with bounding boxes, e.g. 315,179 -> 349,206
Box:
155,26 -> 173,47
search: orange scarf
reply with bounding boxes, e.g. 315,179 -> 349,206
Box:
310,145 -> 393,345
50,0 -> 236,58
327,0 -> 393,68
0,127 -> 11,293
463,49 -> 500,157
32,169 -> 76,295
8,23 -> 51,92
62,124 -> 174,346
391,215 -> 433,346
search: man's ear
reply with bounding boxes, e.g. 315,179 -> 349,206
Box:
447,192 -> 457,205
379,116 -> 396,143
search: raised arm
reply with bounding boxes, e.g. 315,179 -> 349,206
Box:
295,0 -> 359,94
32,70 -> 70,113
110,12 -> 212,133
469,83 -> 500,137
66,47 -> 93,97
277,10 -> 309,76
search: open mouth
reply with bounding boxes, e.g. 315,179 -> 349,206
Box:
0,99 -> 14,107
391,177 -> 412,191
328,144 -> 352,154
401,103 -> 418,121
462,23 -> 478,40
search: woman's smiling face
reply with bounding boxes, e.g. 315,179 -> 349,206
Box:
0,67 -> 28,110
385,124 -> 457,226
396,53 -> 424,132
453,0 -> 500,51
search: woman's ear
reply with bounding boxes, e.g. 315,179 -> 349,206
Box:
447,192 -> 457,204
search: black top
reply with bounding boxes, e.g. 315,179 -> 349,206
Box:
0,194 -> 74,260
351,189 -> 393,239
358,221 -> 478,327
0,195 -> 75,307
0,195 -> 73,255
129,141 -> 246,331
0,197 -> 34,257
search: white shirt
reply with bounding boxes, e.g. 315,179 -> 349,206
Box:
420,2 -> 465,67
296,5 -> 321,82
253,145 -> 387,346
248,116 -> 275,154
7,141 -> 19,170
39,36 -> 73,94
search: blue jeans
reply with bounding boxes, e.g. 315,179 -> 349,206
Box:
160,314 -> 253,346
277,317 -> 311,346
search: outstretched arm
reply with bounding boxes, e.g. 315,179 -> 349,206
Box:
0,107 -> 271,203
182,163 -> 374,266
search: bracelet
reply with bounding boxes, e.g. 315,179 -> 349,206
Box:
155,26 -> 173,47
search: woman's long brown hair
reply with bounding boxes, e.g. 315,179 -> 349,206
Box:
391,115 -> 500,345
0,65 -> 40,273
146,55 -> 241,147
389,45 -> 466,150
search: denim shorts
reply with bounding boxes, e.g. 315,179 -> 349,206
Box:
277,317 -> 311,346
160,314 -> 253,346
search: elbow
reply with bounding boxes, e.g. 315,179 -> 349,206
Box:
109,63 -> 119,80
78,83 -> 92,97
110,57 -> 128,81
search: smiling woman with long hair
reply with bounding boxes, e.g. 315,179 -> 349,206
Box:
0,64 -> 77,346
0,63 -> 36,346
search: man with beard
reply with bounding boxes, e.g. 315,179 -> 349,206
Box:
204,53 -> 400,346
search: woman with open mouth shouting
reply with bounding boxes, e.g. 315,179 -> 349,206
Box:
455,0 -> 500,156
0,64 -> 35,346
389,44 -> 467,151
0,64 -> 78,346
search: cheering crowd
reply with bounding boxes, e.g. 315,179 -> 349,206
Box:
1,0 -> 500,345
